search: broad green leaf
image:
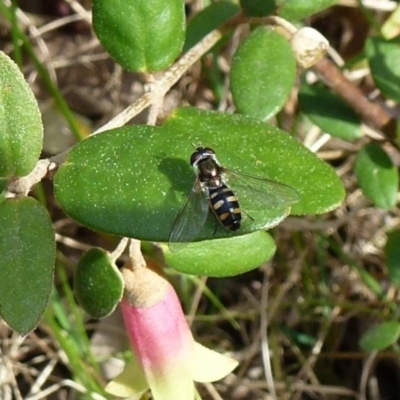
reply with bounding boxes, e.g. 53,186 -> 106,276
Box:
240,0 -> 284,17
279,0 -> 337,21
0,197 -> 55,333
230,27 -> 296,120
164,231 -> 275,277
54,107 -> 344,244
385,230 -> 400,287
74,248 -> 124,318
359,321 -> 400,351
0,51 -> 43,177
183,1 -> 239,53
299,84 -> 362,141
164,108 -> 344,216
366,36 -> 400,103
355,143 -> 398,209
92,0 -> 185,72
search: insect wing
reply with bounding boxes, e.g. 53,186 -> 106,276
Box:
168,180 -> 209,251
222,168 -> 300,230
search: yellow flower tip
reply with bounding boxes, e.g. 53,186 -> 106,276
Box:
106,263 -> 238,399
105,355 -> 147,399
191,342 -> 238,383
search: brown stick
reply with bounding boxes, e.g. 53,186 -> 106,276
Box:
228,14 -> 398,140
312,57 -> 396,139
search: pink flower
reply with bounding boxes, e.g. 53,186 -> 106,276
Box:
106,260 -> 238,399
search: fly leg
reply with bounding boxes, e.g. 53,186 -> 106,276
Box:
242,209 -> 255,221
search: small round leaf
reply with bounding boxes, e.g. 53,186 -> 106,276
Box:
92,0 -> 185,72
385,230 -> 400,288
0,51 -> 43,177
299,84 -> 362,141
184,1 -> 239,53
74,248 -> 124,318
366,36 -> 400,103
164,231 -> 276,277
231,27 -> 296,120
0,197 -> 55,333
360,321 -> 400,351
355,143 -> 398,210
279,0 -> 337,21
240,0 -> 282,17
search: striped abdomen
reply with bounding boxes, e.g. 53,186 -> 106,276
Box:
209,184 -> 241,230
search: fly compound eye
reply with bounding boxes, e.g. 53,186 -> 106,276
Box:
190,149 -> 202,166
203,147 -> 215,155
190,146 -> 216,166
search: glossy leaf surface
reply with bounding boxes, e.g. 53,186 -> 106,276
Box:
366,36 -> 400,103
230,27 -> 296,120
279,0 -> 337,21
0,51 -> 43,177
0,197 -> 55,333
54,107 -> 344,244
360,321 -> 400,351
184,1 -> 239,53
74,248 -> 124,318
164,231 -> 276,276
299,84 -> 362,141
355,143 -> 398,209
92,0 -> 185,72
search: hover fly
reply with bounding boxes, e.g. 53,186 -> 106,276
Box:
168,147 -> 299,251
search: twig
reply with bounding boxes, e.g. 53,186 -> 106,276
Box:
128,239 -> 146,270
359,350 -> 378,400
94,29 -> 223,134
260,269 -> 277,399
6,28 -> 223,197
313,57 -> 396,139
64,0 -> 92,23
110,237 -> 130,262
6,159 -> 56,197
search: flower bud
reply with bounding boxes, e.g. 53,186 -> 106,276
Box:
291,27 -> 329,68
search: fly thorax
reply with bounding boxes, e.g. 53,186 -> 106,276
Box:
197,158 -> 223,184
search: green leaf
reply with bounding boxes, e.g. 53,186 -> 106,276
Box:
366,36 -> 400,103
164,231 -> 275,277
359,321 -> 400,351
54,107 -> 344,244
0,197 -> 55,333
0,178 -> 8,195
92,0 -> 185,72
240,0 -> 284,17
183,1 -> 239,53
279,0 -> 337,21
298,84 -> 362,141
385,230 -> 400,287
0,51 -> 43,177
230,27 -> 296,120
74,248 -> 124,318
355,143 -> 398,209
